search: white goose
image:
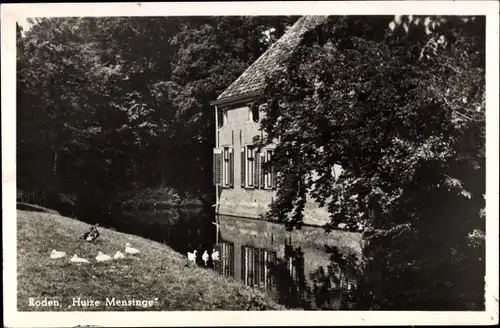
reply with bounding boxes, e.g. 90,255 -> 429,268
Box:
113,251 -> 125,259
70,254 -> 90,263
187,250 -> 197,265
125,243 -> 140,255
96,251 -> 112,262
50,249 -> 66,259
211,248 -> 220,262
202,250 -> 209,266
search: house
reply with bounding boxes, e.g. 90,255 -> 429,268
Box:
210,16 -> 363,308
211,15 -> 333,226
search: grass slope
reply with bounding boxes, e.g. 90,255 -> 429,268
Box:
17,209 -> 285,311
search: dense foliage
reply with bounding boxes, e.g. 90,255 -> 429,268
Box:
17,15 -> 487,310
17,16 -> 297,216
256,15 -> 485,310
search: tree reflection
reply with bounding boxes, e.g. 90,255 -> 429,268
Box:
267,244 -> 359,310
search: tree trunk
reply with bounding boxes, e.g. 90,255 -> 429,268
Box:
53,149 -> 58,176
50,148 -> 59,205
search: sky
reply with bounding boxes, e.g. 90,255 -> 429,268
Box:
17,18 -> 33,34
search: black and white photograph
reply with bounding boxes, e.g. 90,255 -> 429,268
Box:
2,1 -> 499,326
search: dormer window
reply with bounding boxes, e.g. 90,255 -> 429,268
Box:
249,105 -> 260,123
217,108 -> 228,128
223,109 -> 228,126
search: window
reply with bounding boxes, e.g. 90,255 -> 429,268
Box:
214,147 -> 233,188
241,245 -> 277,291
245,145 -> 255,187
242,144 -> 264,189
264,150 -> 274,189
216,241 -> 235,278
222,109 -> 228,126
249,106 -> 260,123
217,108 -> 228,128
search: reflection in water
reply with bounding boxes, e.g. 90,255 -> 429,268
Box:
216,239 -> 357,310
98,208 -> 359,310
240,245 -> 277,292
215,215 -> 361,310
102,207 -> 216,258
309,262 -> 357,310
215,242 -> 235,278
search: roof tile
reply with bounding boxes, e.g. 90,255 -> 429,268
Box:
217,16 -> 328,102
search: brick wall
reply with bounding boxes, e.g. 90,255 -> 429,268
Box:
217,103 -> 332,227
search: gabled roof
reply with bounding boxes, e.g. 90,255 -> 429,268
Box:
213,15 -> 328,106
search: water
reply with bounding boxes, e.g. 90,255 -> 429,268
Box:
214,214 -> 362,310
103,208 -> 216,258
98,208 -> 362,310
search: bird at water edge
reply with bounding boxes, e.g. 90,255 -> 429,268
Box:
202,250 -> 209,266
187,250 -> 197,266
211,248 -> 220,262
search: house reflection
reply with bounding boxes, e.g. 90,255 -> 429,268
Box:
216,241 -> 235,278
214,214 -> 362,310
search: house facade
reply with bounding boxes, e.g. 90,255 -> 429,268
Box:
211,15 -> 333,226
210,16 -> 364,309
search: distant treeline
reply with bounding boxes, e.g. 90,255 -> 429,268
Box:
16,16 -> 298,217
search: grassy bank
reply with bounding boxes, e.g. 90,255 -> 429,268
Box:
17,208 -> 286,311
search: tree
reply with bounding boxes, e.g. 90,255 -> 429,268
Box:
17,17 -> 106,204
17,16 -> 297,213
256,15 -> 485,310
163,16 -> 298,197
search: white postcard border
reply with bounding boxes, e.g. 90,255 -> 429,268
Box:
2,1 -> 499,326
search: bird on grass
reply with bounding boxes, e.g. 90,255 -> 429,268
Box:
81,223 -> 100,243
70,254 -> 90,264
187,250 -> 197,266
211,248 -> 220,262
95,251 -> 112,262
125,243 -> 140,255
113,251 -> 125,259
202,250 -> 209,266
50,249 -> 66,259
